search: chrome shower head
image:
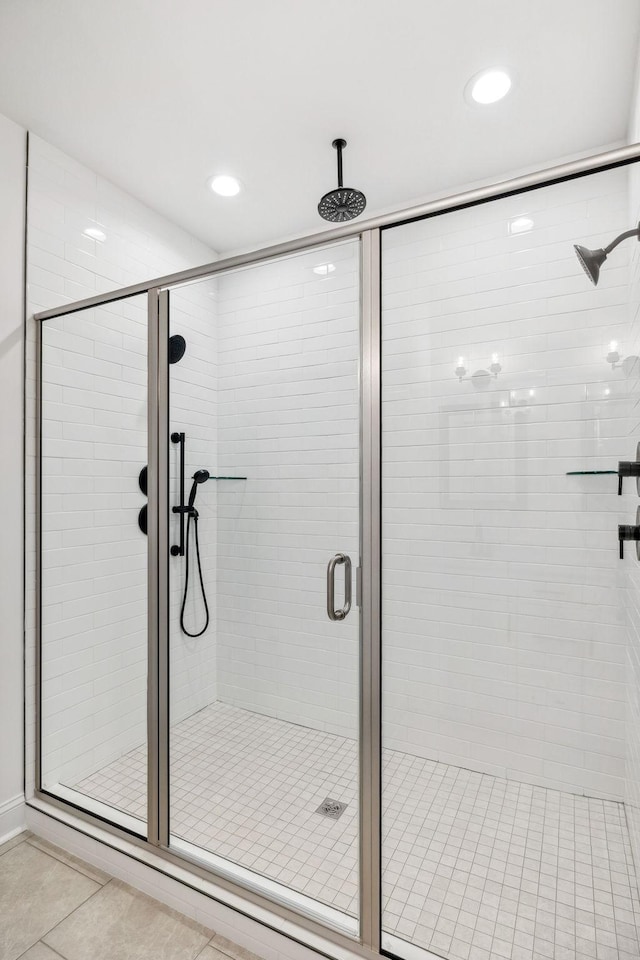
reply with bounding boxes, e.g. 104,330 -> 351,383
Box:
574,223 -> 640,286
318,139 -> 367,223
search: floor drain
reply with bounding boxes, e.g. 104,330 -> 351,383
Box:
315,798 -> 347,820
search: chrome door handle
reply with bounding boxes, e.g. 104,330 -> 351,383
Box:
327,553 -> 352,621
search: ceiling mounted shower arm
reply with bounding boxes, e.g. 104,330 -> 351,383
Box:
333,138 -> 346,189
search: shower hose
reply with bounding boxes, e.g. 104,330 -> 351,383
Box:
180,508 -> 210,637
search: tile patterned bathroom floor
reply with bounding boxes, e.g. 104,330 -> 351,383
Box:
0,831 -> 258,960
71,702 -> 640,960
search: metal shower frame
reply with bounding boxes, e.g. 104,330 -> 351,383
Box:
31,142 -> 640,960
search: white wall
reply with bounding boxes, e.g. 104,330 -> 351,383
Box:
215,243 -> 360,737
382,169 -> 631,800
0,112 -> 26,840
26,135 -> 218,799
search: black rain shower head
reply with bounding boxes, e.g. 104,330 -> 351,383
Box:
169,334 -> 186,364
574,223 -> 640,286
318,139 -> 367,223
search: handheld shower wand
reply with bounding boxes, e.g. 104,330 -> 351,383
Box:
180,469 -> 210,638
187,469 -> 210,512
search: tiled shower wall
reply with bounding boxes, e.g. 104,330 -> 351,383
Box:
625,156 -> 640,864
381,170 -> 631,800
215,244 -> 360,738
169,280 -> 218,724
28,135 -> 218,788
29,134 -> 640,816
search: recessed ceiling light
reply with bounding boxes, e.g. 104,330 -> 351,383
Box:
83,226 -> 106,242
468,69 -> 512,105
313,262 -> 336,276
509,216 -> 533,235
209,175 -> 241,197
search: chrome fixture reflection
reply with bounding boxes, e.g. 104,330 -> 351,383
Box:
604,340 -> 639,376
455,356 -> 467,381
574,222 -> 640,285
607,340 -> 621,368
508,388 -> 537,407
455,353 -> 502,382
318,139 -> 367,223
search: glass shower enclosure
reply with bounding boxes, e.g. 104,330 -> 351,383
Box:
33,149 -> 640,960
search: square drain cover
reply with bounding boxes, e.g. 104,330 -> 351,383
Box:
316,797 -> 347,820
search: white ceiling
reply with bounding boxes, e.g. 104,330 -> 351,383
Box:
0,0 -> 639,254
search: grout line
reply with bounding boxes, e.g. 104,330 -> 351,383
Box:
38,875 -> 113,946
15,941 -> 68,960
25,835 -> 111,886
0,831 -> 30,858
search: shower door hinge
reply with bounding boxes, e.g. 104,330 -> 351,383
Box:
356,566 -> 362,607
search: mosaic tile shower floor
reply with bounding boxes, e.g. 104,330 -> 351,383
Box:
72,702 -> 640,960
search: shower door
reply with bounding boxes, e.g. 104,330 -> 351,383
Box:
39,295 -> 150,835
163,241 -> 363,931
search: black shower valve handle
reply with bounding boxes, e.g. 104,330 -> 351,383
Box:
618,460 -> 640,494
618,524 -> 640,559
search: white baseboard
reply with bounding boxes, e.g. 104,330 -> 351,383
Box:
0,793 -> 26,844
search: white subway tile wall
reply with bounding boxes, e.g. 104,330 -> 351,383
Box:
381,169 -> 631,801
168,280 -> 218,725
625,161 -> 640,871
41,298 -> 148,790
27,135 -> 218,806
215,243 -> 361,738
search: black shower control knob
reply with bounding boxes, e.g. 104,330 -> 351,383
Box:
618,460 -> 640,494
618,524 -> 640,559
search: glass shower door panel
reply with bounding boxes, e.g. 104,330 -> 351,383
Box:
167,241 -> 362,929
40,296 -> 149,836
381,168 -> 637,960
